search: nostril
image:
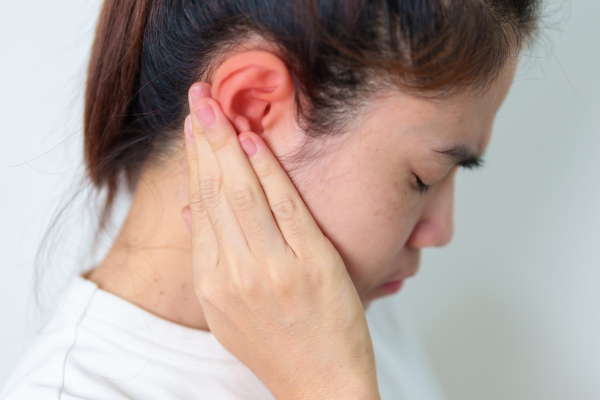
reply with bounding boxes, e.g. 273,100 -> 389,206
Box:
263,103 -> 271,116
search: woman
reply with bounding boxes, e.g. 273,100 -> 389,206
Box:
0,0 -> 541,399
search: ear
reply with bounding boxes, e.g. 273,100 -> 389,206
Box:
210,50 -> 295,135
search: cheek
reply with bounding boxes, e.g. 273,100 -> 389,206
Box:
297,169 -> 419,291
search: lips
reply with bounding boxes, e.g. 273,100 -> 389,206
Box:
375,250 -> 420,294
379,280 -> 403,293
384,269 -> 418,285
377,268 -> 418,292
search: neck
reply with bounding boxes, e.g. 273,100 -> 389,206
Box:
87,148 -> 210,331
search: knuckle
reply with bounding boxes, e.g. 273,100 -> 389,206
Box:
208,133 -> 230,153
288,236 -> 330,272
255,161 -> 277,180
295,244 -> 321,264
194,275 -> 216,303
199,175 -> 223,205
227,185 -> 256,213
188,190 -> 206,213
270,270 -> 296,300
271,196 -> 298,222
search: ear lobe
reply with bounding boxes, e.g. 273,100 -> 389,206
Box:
210,51 -> 294,135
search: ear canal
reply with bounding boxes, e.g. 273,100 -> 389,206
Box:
231,89 -> 272,134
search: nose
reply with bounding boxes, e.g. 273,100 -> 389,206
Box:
406,169 -> 456,248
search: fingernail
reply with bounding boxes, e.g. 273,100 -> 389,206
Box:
240,136 -> 257,157
182,211 -> 191,234
189,86 -> 211,104
184,115 -> 194,139
196,104 -> 216,127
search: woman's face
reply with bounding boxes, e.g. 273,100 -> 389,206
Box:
280,61 -> 518,309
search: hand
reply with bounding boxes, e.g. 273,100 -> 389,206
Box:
182,82 -> 380,400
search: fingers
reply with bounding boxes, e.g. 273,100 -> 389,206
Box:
187,85 -> 250,261
182,115 -> 219,275
189,83 -> 287,257
234,131 -> 326,262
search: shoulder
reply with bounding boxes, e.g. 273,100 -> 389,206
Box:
0,276 -> 130,400
0,277 -> 121,400
0,275 -> 277,400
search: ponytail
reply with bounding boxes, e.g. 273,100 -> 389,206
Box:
84,0 -> 152,229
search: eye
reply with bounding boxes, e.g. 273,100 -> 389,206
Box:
415,174 -> 430,195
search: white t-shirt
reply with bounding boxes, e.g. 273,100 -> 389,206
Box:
0,275 -> 446,400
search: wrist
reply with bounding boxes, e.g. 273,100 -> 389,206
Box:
274,370 -> 380,400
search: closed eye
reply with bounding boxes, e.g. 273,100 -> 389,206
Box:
415,156 -> 483,196
459,156 -> 484,170
434,145 -> 485,171
414,155 -> 484,196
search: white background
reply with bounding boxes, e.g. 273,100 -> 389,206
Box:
1,1 -> 599,399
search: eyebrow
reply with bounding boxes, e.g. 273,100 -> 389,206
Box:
433,144 -> 485,169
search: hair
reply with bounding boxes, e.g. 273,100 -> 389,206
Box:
34,0 -> 542,292
84,0 -> 541,236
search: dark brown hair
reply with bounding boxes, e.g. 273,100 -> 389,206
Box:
83,0 -> 540,235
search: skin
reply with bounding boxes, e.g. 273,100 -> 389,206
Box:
180,80 -> 380,399
87,50 -> 518,332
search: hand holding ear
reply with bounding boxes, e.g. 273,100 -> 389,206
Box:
182,75 -> 380,399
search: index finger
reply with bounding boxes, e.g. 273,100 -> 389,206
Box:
189,87 -> 288,258
183,115 -> 219,276
236,130 -> 328,262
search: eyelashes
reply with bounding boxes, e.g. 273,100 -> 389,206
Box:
413,157 -> 484,195
459,157 -> 485,170
414,160 -> 484,196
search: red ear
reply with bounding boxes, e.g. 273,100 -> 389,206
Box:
210,51 -> 294,135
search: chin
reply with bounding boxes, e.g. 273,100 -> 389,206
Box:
360,288 -> 394,311
361,289 -> 398,311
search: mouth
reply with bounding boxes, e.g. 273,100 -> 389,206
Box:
376,269 -> 418,294
371,249 -> 421,297
378,279 -> 404,293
